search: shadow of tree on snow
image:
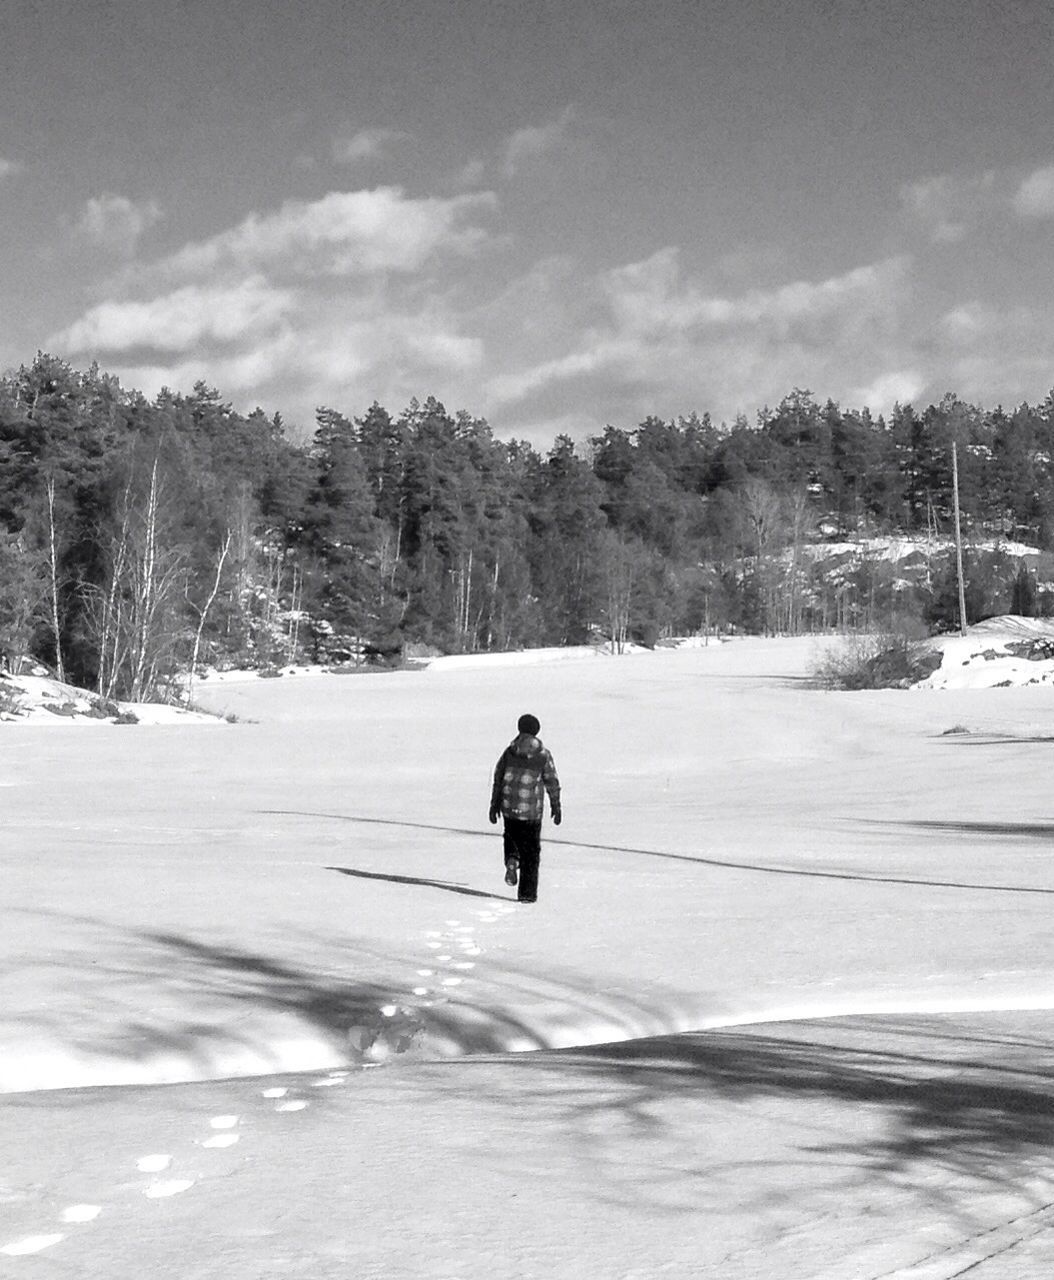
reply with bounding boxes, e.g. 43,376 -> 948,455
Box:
939,734 -> 1054,747
422,1015 -> 1054,1216
881,818 -> 1054,842
11,911 -> 1054,1221
265,809 -> 1054,896
6,913 -> 693,1079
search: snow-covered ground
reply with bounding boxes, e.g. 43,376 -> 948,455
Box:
0,672 -> 221,724
914,615 -> 1054,690
802,535 -> 1044,563
4,637 -> 1054,1276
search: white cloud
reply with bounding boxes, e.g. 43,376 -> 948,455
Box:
75,194 -> 162,255
850,371 -> 924,413
937,302 -> 994,342
900,170 -> 999,243
502,106 -> 575,177
488,347 -> 620,405
111,332 -> 300,405
156,187 -> 496,280
296,304 -> 483,385
600,249 -> 909,339
923,299 -> 1054,405
935,300 -> 1040,348
51,277 -> 294,355
96,296 -> 483,424
1013,164 -> 1054,218
67,154 -> 1054,439
46,182 -> 502,429
332,127 -> 409,166
486,251 -> 915,428
902,160 -> 1054,234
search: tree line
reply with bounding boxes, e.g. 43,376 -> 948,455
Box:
2,355 -> 1054,699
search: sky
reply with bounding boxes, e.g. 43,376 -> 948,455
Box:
3,0 -> 1054,444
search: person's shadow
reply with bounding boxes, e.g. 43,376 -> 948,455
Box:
326,865 -> 510,902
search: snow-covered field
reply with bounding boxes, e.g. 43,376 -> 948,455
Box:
4,636 -> 1054,1277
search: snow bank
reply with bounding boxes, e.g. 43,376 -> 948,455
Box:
0,1035 -> 346,1094
914,615 -> 1054,690
968,615 -> 1054,638
0,674 -> 221,724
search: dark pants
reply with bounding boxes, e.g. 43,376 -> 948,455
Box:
503,818 -> 542,901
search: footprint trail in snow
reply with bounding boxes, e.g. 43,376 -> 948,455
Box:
344,896 -> 518,1059
0,900 -> 514,1260
0,1093 -> 313,1260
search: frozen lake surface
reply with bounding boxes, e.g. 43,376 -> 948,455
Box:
3,637 -> 1054,1276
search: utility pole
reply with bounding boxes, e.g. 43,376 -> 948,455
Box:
952,441 -> 968,637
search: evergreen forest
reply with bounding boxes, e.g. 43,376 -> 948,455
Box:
3,353 -> 1054,700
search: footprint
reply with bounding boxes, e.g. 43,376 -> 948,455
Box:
452,962 -> 475,970
61,1205 -> 101,1224
311,1077 -> 344,1088
416,969 -> 434,977
136,1154 -> 172,1173
261,1086 -> 287,1099
412,986 -> 429,996
436,955 -> 453,962
380,1004 -> 398,1017
460,946 -> 482,956
202,1133 -> 239,1149
209,1115 -> 239,1130
144,1180 -> 194,1199
426,942 -> 442,949
1,1234 -> 65,1256
275,1100 -> 308,1113
441,977 -> 464,987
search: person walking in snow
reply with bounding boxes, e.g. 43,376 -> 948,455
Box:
489,713 -> 561,904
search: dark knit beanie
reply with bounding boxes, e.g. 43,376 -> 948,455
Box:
517,713 -> 541,736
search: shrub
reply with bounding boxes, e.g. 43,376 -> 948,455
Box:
0,681 -> 23,717
812,626 -> 941,690
89,697 -> 122,719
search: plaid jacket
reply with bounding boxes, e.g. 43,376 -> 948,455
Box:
490,734 -> 561,823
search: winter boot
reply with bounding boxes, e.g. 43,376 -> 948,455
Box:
504,858 -> 519,887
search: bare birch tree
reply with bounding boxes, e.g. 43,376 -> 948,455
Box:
599,531 -> 636,654
44,478 -> 65,682
285,557 -> 303,663
740,478 -> 787,633
89,455 -> 188,703
186,529 -> 232,703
